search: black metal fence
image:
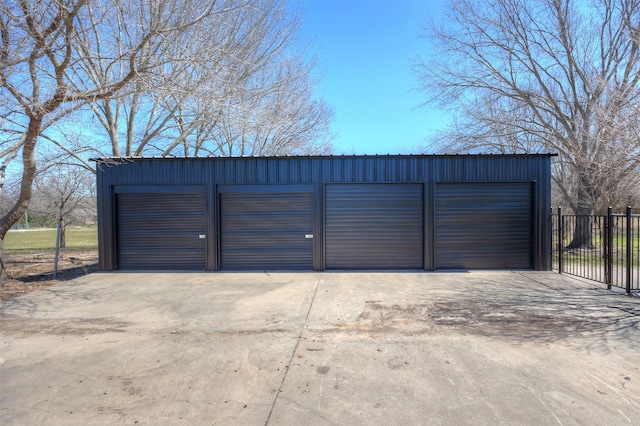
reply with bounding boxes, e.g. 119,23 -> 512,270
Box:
552,207 -> 640,295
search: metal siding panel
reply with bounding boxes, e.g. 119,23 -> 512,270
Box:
355,158 -> 362,181
325,183 -> 424,269
116,192 -> 206,270
207,165 -> 218,271
220,192 -> 313,270
96,168 -> 112,270
236,160 -> 247,183
435,183 -> 533,269
279,158 -> 289,182
266,158 -> 277,183
335,158 -> 344,181
243,158 -> 254,182
321,158 -> 332,182
423,177 -> 434,271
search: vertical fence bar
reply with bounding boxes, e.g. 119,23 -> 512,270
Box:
606,207 -> 613,289
558,207 -> 563,274
636,215 -> 640,292
615,215 -> 621,287
595,216 -> 599,282
626,206 -> 632,296
551,207 -> 555,270
580,216 -> 584,278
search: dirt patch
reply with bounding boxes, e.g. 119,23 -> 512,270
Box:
1,314 -> 130,337
333,299 -> 608,341
1,250 -> 98,301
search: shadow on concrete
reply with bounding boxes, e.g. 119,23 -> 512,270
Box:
17,263 -> 98,283
320,272 -> 640,354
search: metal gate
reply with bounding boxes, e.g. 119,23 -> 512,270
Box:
552,207 -> 640,296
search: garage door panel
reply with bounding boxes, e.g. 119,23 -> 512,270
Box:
220,248 -> 313,271
117,217 -> 205,229
223,216 -> 309,230
436,255 -> 529,270
222,234 -> 308,247
220,191 -> 313,270
435,183 -> 533,270
117,249 -> 204,262
116,192 -> 206,270
325,184 -> 423,269
117,232 -> 204,246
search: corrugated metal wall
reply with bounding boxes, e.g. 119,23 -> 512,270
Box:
96,154 -> 553,271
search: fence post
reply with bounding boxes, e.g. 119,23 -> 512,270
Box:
558,206 -> 563,274
626,206 -> 632,296
53,220 -> 61,280
606,207 -> 613,289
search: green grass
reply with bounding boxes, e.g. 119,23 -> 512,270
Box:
553,248 -> 640,267
4,226 -> 98,253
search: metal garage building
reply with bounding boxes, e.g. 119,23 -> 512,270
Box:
95,154 -> 554,271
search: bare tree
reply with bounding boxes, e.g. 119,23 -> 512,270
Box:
207,58 -> 335,156
78,0 -> 334,159
414,0 -> 640,248
29,164 -> 95,248
0,0 -> 221,280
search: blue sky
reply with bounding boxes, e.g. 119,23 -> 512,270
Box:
297,0 -> 447,154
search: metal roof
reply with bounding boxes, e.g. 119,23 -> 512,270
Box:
92,153 -> 558,162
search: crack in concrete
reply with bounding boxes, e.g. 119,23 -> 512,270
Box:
264,272 -> 323,426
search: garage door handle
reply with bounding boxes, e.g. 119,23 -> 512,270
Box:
199,235 -> 206,239
305,234 -> 313,239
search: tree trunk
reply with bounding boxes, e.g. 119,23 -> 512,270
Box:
565,174 -> 595,250
565,208 -> 594,250
0,118 -> 41,282
59,219 -> 66,249
0,236 -> 8,281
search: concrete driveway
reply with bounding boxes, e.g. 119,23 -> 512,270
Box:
1,271 -> 639,425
